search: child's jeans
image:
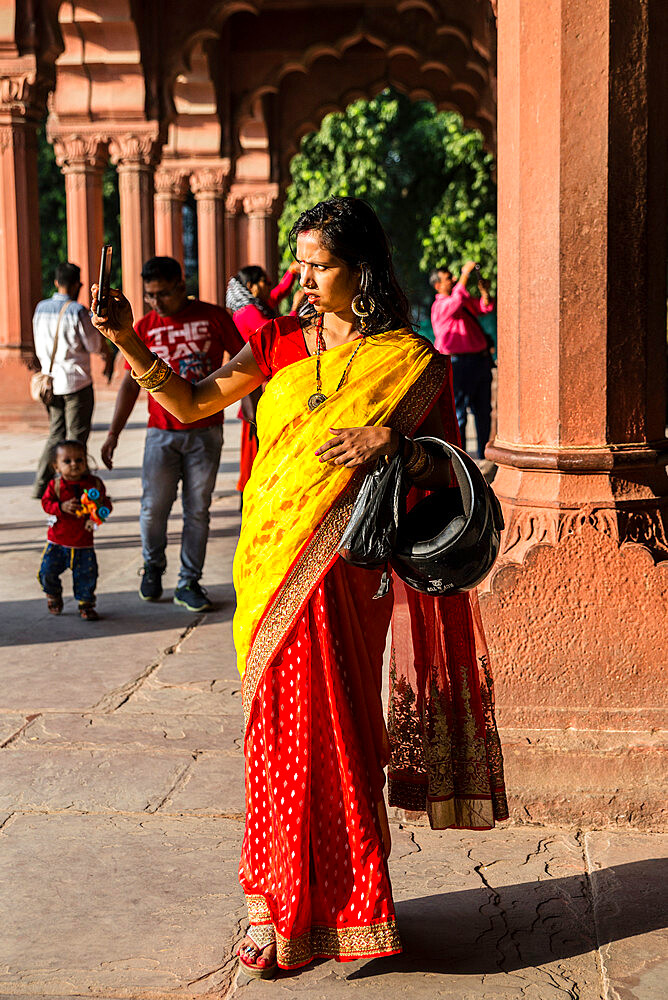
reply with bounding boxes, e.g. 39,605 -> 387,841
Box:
38,543 -> 98,605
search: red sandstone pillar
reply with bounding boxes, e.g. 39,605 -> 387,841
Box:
109,131 -> 160,321
191,166 -> 228,305
50,134 -> 107,309
482,0 -> 668,783
154,166 -> 189,268
0,113 -> 42,355
225,191 -> 242,283
243,186 -> 279,276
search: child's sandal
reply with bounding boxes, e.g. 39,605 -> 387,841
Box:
47,595 -> 63,615
79,605 -> 99,621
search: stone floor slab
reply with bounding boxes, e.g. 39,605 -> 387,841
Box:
165,752 -> 245,817
117,681 -> 243,718
13,712 -> 239,753
586,830 -> 668,1000
0,749 -> 196,814
0,813 -> 245,998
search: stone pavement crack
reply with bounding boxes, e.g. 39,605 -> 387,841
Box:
469,846 -> 516,973
88,617 -> 206,714
0,810 -> 16,833
144,759 -> 195,813
0,713 -> 42,748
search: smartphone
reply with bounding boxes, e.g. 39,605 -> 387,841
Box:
96,245 -> 113,317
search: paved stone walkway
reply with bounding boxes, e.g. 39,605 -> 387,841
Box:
0,397 -> 666,1000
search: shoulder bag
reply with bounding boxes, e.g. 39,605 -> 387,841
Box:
30,300 -> 71,406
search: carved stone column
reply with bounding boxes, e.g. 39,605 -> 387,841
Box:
154,166 -> 189,268
49,132 -> 107,309
480,0 -> 668,819
225,190 -> 243,284
243,185 -> 280,276
109,130 -> 161,321
0,67 -> 45,358
190,165 -> 229,305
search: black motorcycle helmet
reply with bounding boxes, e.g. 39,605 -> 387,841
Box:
392,437 -> 505,595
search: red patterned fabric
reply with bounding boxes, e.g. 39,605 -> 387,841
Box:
240,559 -> 400,969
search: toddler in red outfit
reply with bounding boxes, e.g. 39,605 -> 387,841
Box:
39,440 -> 112,620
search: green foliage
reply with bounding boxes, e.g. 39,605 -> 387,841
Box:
278,88 -> 497,310
36,123 -> 67,298
102,164 -> 122,288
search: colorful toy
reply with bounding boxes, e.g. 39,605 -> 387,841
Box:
75,487 -> 111,528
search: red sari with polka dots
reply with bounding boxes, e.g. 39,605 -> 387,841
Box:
241,317 -> 399,967
239,317 -> 508,970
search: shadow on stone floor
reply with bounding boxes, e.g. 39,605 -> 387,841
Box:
339,859 -> 668,979
0,585 -> 236,643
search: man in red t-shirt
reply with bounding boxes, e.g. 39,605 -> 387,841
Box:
101,257 -> 243,611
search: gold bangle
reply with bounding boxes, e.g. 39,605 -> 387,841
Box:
131,355 -> 160,382
411,453 -> 435,483
132,356 -> 172,391
405,440 -> 430,478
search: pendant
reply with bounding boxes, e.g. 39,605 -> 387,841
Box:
307,392 -> 327,411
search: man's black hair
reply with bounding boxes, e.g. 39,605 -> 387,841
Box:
141,256 -> 183,284
429,266 -> 451,287
55,262 -> 81,287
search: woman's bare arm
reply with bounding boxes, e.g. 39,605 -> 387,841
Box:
91,286 -> 265,422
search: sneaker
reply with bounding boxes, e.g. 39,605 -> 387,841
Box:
79,604 -> 100,621
173,581 -> 213,612
139,564 -> 163,601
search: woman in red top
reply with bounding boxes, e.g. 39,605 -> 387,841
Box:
92,197 -> 508,979
226,263 -> 301,492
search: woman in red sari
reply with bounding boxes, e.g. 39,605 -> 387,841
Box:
92,197 -> 507,979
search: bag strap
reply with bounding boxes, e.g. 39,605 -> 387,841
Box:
46,300 -> 72,375
53,476 -> 61,501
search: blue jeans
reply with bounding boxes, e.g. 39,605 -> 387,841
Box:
450,352 -> 493,460
39,543 -> 98,604
140,425 -> 223,588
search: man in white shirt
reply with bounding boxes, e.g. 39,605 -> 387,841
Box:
32,262 -> 112,498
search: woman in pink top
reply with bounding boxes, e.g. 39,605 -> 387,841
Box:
226,263 -> 302,491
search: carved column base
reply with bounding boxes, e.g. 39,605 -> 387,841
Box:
479,482 -> 668,736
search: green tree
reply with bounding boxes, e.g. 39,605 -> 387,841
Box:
278,88 -> 497,312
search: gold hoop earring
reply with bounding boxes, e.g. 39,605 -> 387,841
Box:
351,294 -> 375,318
352,263 -> 376,324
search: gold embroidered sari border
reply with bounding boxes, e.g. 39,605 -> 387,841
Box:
241,353 -> 450,726
276,918 -> 402,968
246,893 -> 272,924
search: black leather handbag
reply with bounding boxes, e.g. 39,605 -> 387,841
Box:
337,438 -> 504,596
338,450 -> 404,597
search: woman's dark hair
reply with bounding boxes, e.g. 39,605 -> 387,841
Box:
236,265 -> 267,289
288,197 -> 413,335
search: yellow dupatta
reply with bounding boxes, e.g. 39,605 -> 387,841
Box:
232,328 -> 450,711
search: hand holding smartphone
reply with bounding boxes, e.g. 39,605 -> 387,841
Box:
96,245 -> 113,317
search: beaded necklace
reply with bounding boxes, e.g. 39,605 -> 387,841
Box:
307,313 -> 365,412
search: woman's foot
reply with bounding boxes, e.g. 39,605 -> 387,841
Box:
235,936 -> 277,979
